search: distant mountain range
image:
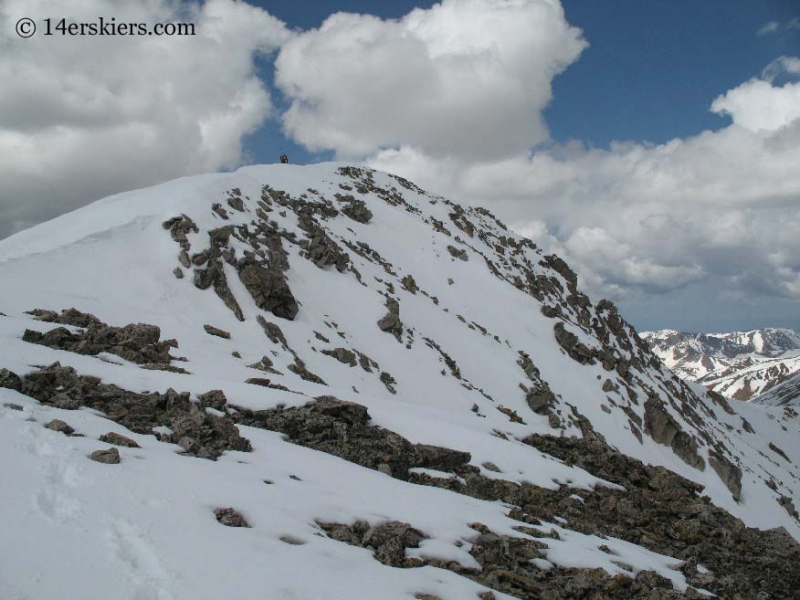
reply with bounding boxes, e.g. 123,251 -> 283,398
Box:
641,328 -> 800,403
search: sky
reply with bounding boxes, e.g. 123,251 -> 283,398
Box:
0,0 -> 798,333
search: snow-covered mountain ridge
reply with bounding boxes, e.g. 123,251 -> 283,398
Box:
1,163 -> 799,600
641,329 -> 800,401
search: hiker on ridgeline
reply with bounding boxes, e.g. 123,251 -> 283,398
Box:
280,153 -> 289,164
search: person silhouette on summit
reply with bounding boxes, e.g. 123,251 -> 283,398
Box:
280,153 -> 289,164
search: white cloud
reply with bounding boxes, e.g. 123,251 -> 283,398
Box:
0,0 -> 291,238
761,55 -> 800,82
711,79 -> 800,132
275,0 -> 587,160
757,21 -> 779,36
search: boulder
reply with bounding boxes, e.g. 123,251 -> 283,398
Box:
90,447 -> 120,464
45,419 -> 75,435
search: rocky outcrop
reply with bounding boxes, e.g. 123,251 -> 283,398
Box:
231,392 -> 800,600
22,309 -> 182,372
340,198 -> 373,224
203,324 -> 231,339
100,432 -> 140,448
447,245 -> 468,261
517,435 -> 799,599
14,363 -> 251,460
162,215 -> 198,253
298,220 -> 350,272
525,384 -> 556,415
553,322 -> 595,365
320,517 -> 693,599
0,368 -> 22,391
197,390 -> 228,412
377,298 -> 403,342
708,452 -> 742,501
237,257 -> 299,320
190,226 -> 245,322
233,396 -> 472,480
401,274 -> 418,294
318,520 -> 426,568
643,397 -> 705,471
322,347 -> 357,367
27,307 -> 103,328
214,507 -> 249,528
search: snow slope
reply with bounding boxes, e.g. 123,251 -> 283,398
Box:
642,329 -> 800,400
752,371 -> 800,408
1,163 -> 799,599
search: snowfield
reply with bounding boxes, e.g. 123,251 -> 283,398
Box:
1,163 -> 798,599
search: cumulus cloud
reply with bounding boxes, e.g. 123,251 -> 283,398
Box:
0,0 -> 290,239
275,0 -> 586,160
367,60 -> 800,307
711,79 -> 800,132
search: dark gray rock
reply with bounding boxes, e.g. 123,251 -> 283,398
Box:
709,453 -> 742,501
341,199 -> 373,224
319,520 -> 425,568
769,442 -> 791,463
214,507 -> 249,528
300,225 -> 350,272
19,362 -> 251,460
227,196 -> 245,212
644,397 -> 705,471
778,496 -> 799,519
447,245 -> 468,261
0,368 -> 22,391
377,298 -> 403,341
401,275 -> 418,294
525,383 -> 556,415
198,390 -> 227,411
162,214 -> 198,252
211,203 -> 229,220
322,347 -> 357,367
203,325 -> 231,339
27,307 -> 102,328
238,259 -> 298,320
379,371 -> 397,394
233,396 -> 473,480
